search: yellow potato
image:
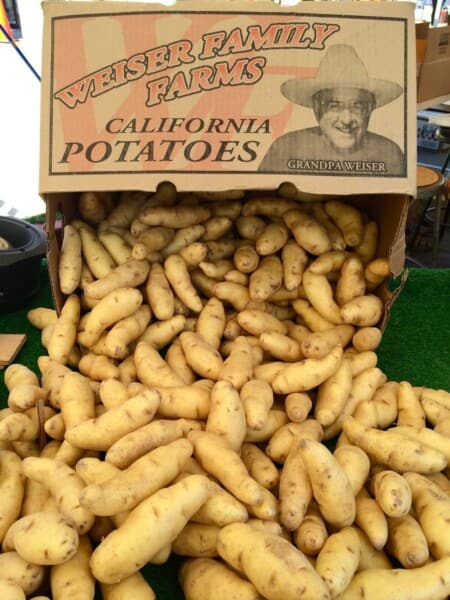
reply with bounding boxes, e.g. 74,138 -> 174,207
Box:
354,527 -> 392,572
179,331 -> 224,380
365,257 -> 390,291
237,308 -> 287,336
190,478 -> 248,528
292,298 -> 335,332
145,262 -> 174,320
372,381 -> 399,428
0,552 -> 45,596
249,255 -> 283,302
279,441 -> 312,531
188,430 -> 262,506
101,572 -> 156,600
293,502 -> 328,557
241,443 -> 279,490
206,380 -> 246,452
315,527 -> 360,599
138,204 -> 210,228
196,297 -> 225,350
0,452 -> 25,543
271,345 -> 343,394
394,425 -> 450,463
314,358 -> 353,427
336,256 -> 366,307
255,221 -> 289,256
386,514 -> 429,568
139,314 -> 185,350
233,244 -> 260,273
283,208 -> 331,255
164,254 -> 203,312
235,215 -> 266,240
78,353 -> 119,381
217,522 -> 330,600
201,215 -> 233,241
27,307 -> 58,330
397,381 -> 426,428
265,419 -> 323,464
50,535 -> 95,600
156,380 -> 213,419
79,225 -> 116,279
299,437 -> 355,529
80,438 -> 193,515
259,331 -> 303,362
371,470 -> 412,518
162,224 -> 206,258
78,287 -> 143,347
333,444 -> 370,496
134,340 -> 185,388
339,556 -> 450,600
324,200 -> 363,247
0,580 -> 26,600
172,523 -> 220,558
242,196 -> 298,218
90,475 -> 214,584
166,338 -> 196,384
98,229 -> 133,265
308,202 -> 346,250
355,487 -> 388,550
343,417 -> 446,474
301,325 -> 354,359
285,392 -> 312,423
3,511 -> 79,566
240,379 -> 274,430
179,557 -> 260,600
133,226 -> 174,257
245,484 -> 278,522
352,327 -> 382,352
218,336 -> 252,389
340,294 -> 384,327
85,259 -> 150,300
47,294 -> 80,365
58,224 -> 82,295
281,240 -> 308,291
22,457 -> 94,534
404,472 -> 450,559
65,387 -> 160,451
7,382 -> 48,412
105,418 -> 199,469
303,270 -> 342,324
354,221 -> 378,263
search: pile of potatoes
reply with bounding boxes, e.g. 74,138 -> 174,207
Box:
1,183 -> 450,600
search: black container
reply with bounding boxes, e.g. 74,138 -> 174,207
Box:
0,216 -> 47,311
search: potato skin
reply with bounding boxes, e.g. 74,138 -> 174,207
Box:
90,475 -> 213,583
3,511 -> 79,566
338,556 -> 450,600
0,552 -> 45,596
217,522 -> 330,600
180,558 -> 261,600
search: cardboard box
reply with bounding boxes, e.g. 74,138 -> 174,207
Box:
416,22 -> 450,104
40,0 -> 417,196
39,1 -> 412,320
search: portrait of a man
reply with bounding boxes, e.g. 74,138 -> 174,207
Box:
259,44 -> 405,176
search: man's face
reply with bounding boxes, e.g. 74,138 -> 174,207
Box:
313,87 -> 374,151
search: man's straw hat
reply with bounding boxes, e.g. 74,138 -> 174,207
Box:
281,44 -> 403,108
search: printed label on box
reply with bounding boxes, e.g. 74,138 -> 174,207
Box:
40,0 -> 416,194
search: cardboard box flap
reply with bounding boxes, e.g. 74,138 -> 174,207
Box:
40,0 -> 416,197
416,23 -> 450,105
422,23 -> 450,62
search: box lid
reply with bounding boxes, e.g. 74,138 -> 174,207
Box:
40,0 -> 417,196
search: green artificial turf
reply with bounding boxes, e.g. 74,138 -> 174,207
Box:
0,261 -> 449,599
377,268 -> 450,391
